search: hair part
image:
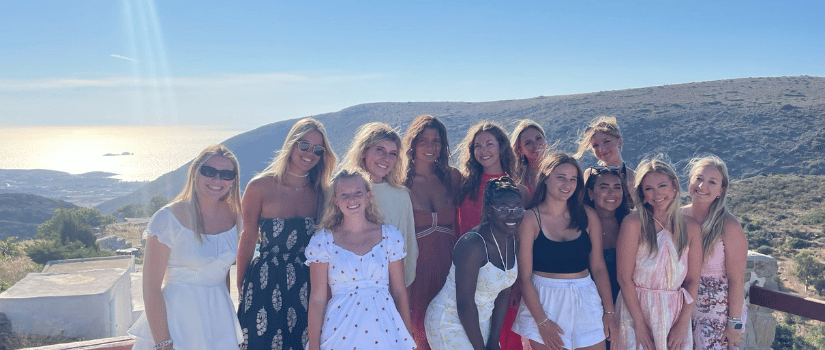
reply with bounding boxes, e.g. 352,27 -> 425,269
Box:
456,121 -> 516,204
528,152 -> 589,233
174,144 -> 242,242
342,122 -> 404,188
574,116 -> 623,159
318,168 -> 384,231
582,167 -> 632,225
256,117 -> 338,218
401,115 -> 453,192
687,155 -> 732,261
633,156 -> 688,257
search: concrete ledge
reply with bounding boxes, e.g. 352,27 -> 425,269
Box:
21,336 -> 134,350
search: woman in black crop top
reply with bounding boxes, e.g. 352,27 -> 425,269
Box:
511,152 -> 617,350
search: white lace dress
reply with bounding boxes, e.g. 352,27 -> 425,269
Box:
128,209 -> 243,350
304,225 -> 416,350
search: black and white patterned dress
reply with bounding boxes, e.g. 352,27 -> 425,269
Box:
238,217 -> 315,350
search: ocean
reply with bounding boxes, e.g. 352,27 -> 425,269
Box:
0,126 -> 244,182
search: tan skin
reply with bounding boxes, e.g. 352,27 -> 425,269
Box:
587,173 -> 625,250
306,178 -> 413,350
517,163 -> 616,350
616,172 -> 702,350
408,127 -> 462,214
583,132 -> 636,194
143,155 -> 237,344
473,132 -> 530,207
235,130 -> 324,294
516,127 -> 547,191
681,165 -> 747,350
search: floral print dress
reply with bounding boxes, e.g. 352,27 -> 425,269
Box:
237,217 -> 316,350
692,240 -> 747,350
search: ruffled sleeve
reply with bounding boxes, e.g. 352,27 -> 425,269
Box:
143,208 -> 178,249
384,225 -> 407,262
304,229 -> 331,265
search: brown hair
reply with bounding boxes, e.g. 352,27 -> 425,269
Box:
456,122 -> 516,203
401,115 -> 453,192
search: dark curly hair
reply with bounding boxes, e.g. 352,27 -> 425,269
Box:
401,115 -> 453,194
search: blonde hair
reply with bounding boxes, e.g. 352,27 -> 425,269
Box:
256,118 -> 338,218
634,157 -> 688,257
511,119 -> 548,187
318,168 -> 384,231
173,145 -> 242,242
342,122 -> 404,188
456,122 -> 516,203
574,116 -> 623,159
687,155 -> 732,261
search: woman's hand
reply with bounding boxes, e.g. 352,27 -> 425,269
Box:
666,316 -> 690,350
724,325 -> 743,349
537,319 -> 565,350
633,322 -> 655,350
602,313 -> 618,341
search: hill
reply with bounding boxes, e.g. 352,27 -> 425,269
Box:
0,193 -> 79,240
96,75 -> 825,214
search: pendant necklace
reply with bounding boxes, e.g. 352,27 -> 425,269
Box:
489,225 -> 507,269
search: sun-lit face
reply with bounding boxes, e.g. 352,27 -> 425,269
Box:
487,192 -> 524,237
544,163 -> 578,202
590,131 -> 622,165
518,127 -> 547,164
415,127 -> 442,165
588,172 -> 624,212
363,140 -> 399,183
641,171 -> 676,213
688,165 -> 724,205
473,131 -> 502,174
289,130 -> 324,175
333,177 -> 370,216
196,155 -> 234,201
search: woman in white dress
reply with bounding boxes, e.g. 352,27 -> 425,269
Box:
305,168 -> 416,350
129,145 -> 244,350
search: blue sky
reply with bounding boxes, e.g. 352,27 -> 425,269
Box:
1,0 -> 823,128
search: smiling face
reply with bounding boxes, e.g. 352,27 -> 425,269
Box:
544,163 -> 579,202
289,129 -> 324,175
473,131 -> 502,174
333,177 -> 370,217
590,131 -> 623,165
518,127 -> 547,164
196,155 -> 235,201
487,192 -> 524,236
414,127 -> 442,165
588,172 -> 624,212
688,165 -> 724,205
363,139 -> 399,183
641,171 -> 677,212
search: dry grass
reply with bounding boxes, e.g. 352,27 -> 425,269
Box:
0,332 -> 80,350
101,222 -> 145,249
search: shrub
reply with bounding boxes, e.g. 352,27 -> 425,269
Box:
756,245 -> 774,255
116,203 -> 146,218
24,240 -> 112,265
0,237 -> 21,259
793,251 -> 825,291
800,209 -> 825,225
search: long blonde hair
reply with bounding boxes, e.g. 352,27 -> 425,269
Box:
342,122 -> 404,188
634,157 -> 688,257
173,145 -> 242,242
574,116 -> 623,160
687,155 -> 732,260
511,119 -> 547,187
318,168 -> 384,231
256,118 -> 338,218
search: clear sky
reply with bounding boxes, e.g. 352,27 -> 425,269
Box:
2,0 -> 823,129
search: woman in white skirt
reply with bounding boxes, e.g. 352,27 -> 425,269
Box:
512,152 -> 617,350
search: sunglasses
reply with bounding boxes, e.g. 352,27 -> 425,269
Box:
199,165 -> 237,181
490,205 -> 525,216
297,140 -> 325,157
589,165 -> 621,172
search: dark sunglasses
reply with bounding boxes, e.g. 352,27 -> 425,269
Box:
297,140 -> 325,157
199,165 -> 237,181
589,165 -> 621,172
490,205 -> 525,216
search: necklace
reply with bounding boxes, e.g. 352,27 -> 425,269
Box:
283,178 -> 309,191
288,170 -> 309,178
489,225 -> 507,269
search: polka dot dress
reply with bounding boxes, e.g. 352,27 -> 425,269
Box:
305,226 -> 416,350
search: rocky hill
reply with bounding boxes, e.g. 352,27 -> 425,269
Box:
96,75 -> 825,214
0,193 -> 79,240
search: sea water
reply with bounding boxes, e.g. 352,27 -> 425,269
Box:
0,126 -> 244,182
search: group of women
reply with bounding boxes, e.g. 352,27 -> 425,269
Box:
128,115 -> 748,350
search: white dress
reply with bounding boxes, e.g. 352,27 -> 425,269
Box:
128,209 -> 243,350
304,225 -> 416,350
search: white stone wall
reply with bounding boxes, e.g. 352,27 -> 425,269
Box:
742,251 -> 778,350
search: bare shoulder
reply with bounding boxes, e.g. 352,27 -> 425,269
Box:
449,166 -> 463,187
683,215 -> 702,239
584,205 -> 598,219
623,211 -> 642,226
723,213 -> 746,240
246,175 -> 273,192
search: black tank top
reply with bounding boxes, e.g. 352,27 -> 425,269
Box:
531,209 -> 592,274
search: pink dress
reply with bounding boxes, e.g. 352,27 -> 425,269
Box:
614,229 -> 693,350
692,240 -> 747,350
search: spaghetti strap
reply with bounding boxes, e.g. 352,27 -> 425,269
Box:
455,231 -> 490,263
532,208 -> 541,228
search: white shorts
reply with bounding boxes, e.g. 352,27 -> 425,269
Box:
511,275 -> 606,349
